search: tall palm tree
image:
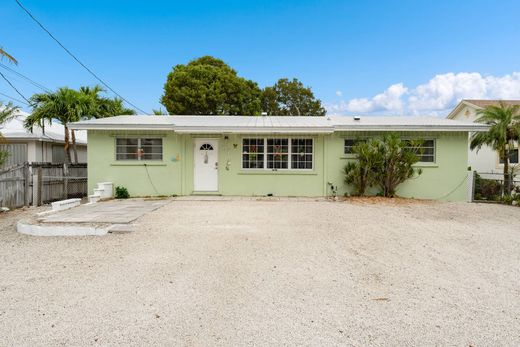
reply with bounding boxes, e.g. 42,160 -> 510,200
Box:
26,86 -> 136,163
470,101 -> 520,195
26,88 -> 84,163
0,47 -> 17,65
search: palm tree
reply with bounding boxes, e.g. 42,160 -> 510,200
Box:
26,86 -> 136,163
0,102 -> 20,166
26,88 -> 84,163
470,101 -> 520,195
0,47 -> 17,65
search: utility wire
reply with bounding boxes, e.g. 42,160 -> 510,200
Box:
0,91 -> 30,106
14,0 -> 148,114
0,62 -> 51,92
0,71 -> 31,104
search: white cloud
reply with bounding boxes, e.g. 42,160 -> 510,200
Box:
345,83 -> 408,113
327,72 -> 520,116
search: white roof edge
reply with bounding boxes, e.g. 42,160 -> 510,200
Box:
173,127 -> 334,134
70,124 -> 488,133
447,100 -> 479,119
334,125 -> 490,132
68,124 -> 173,131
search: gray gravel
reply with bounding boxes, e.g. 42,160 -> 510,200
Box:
1,199 -> 519,346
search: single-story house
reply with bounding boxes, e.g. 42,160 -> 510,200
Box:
447,99 -> 520,181
0,111 -> 87,168
70,115 -> 487,201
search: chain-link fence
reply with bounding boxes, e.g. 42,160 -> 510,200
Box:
472,172 -> 520,202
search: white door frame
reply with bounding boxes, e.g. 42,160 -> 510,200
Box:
193,138 -> 219,192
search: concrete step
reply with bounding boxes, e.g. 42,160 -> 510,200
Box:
88,195 -> 101,204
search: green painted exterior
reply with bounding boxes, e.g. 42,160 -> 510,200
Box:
87,130 -> 469,201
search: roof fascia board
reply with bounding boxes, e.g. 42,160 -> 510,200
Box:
68,124 -> 173,131
173,127 -> 334,134
333,125 -> 489,132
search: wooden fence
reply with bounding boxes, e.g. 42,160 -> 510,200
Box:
0,162 -> 87,209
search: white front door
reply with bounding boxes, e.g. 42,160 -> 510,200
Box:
194,139 -> 219,192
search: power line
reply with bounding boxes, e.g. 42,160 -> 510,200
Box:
0,91 -> 30,106
0,71 -> 31,104
0,62 -> 51,92
14,0 -> 148,114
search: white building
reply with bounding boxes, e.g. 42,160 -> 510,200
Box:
0,110 -> 87,168
447,99 -> 520,180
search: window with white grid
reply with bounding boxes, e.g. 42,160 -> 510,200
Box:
404,139 -> 435,163
291,139 -> 313,169
116,138 -> 163,161
242,138 -> 265,169
242,138 -> 313,170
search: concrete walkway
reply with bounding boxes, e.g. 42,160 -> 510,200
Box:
39,198 -> 171,224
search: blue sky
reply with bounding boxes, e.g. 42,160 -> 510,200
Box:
2,0 -> 520,115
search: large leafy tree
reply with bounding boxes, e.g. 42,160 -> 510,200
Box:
470,102 -> 520,195
261,78 -> 326,116
26,86 -> 135,163
161,56 -> 262,115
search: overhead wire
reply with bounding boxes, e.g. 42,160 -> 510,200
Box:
0,70 -> 31,104
0,91 -> 30,106
14,0 -> 148,114
0,62 -> 51,92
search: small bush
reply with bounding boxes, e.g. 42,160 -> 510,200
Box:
115,186 -> 130,199
474,174 -> 502,201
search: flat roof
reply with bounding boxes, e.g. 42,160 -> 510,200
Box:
69,115 -> 489,133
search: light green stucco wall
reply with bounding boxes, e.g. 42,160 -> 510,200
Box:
87,130 -> 469,201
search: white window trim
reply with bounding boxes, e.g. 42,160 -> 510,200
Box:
241,137 -> 314,171
343,138 -> 366,155
403,138 -> 436,163
115,137 -> 163,161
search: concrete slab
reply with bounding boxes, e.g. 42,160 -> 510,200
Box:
39,198 -> 171,224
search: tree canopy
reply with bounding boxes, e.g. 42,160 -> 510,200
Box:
261,78 -> 326,116
26,86 -> 135,163
161,56 -> 326,116
161,56 -> 262,115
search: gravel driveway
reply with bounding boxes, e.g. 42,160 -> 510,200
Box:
1,199 -> 519,346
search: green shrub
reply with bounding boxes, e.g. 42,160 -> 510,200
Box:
343,134 -> 423,197
115,186 -> 130,199
343,139 -> 380,196
474,174 -> 502,201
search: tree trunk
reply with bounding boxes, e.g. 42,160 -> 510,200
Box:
71,130 -> 78,164
503,148 -> 510,196
64,125 -> 72,164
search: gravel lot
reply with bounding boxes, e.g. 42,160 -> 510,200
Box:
1,199 -> 519,346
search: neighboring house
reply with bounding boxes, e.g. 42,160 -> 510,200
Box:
0,111 -> 87,168
71,115 -> 486,201
447,100 -> 520,181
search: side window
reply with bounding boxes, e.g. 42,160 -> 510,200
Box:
344,139 -> 365,154
116,138 -> 163,161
